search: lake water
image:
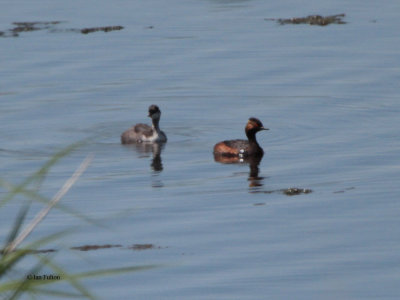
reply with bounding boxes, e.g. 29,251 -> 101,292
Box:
1,0 -> 400,299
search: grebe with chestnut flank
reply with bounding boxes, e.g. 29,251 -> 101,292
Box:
121,105 -> 167,144
213,118 -> 268,157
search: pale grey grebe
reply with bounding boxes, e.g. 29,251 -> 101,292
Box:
121,105 -> 167,144
213,118 -> 268,157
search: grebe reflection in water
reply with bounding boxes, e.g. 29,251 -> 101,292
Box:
131,142 -> 165,172
213,154 -> 264,188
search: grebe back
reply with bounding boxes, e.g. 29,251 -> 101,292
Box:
213,118 -> 268,157
121,105 -> 167,144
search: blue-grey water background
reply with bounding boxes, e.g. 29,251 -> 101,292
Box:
1,0 -> 400,299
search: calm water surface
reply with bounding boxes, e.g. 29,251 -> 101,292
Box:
1,0 -> 400,299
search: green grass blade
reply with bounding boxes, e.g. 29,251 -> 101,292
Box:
39,255 -> 95,300
0,249 -> 31,278
0,142 -> 83,208
4,201 -> 32,248
73,264 -> 162,278
1,229 -> 72,278
4,154 -> 93,254
27,287 -> 84,298
0,181 -> 102,227
6,253 -> 47,300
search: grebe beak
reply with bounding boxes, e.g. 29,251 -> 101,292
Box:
260,127 -> 269,131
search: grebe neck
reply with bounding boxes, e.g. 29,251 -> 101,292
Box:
246,130 -> 260,147
152,117 -> 161,133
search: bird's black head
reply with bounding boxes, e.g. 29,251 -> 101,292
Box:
148,105 -> 161,117
246,117 -> 269,132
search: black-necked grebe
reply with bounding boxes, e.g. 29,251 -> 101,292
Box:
121,105 -> 167,144
213,118 -> 268,157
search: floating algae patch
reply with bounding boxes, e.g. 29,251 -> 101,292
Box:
127,244 -> 163,251
265,14 -> 346,26
71,244 -> 122,251
80,26 -> 124,34
0,21 -> 124,37
282,187 -> 313,196
250,187 -> 313,196
0,21 -> 64,37
2,243 -> 165,254
71,244 -> 162,251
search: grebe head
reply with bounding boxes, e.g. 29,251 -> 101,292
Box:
245,117 -> 269,133
148,105 -> 161,120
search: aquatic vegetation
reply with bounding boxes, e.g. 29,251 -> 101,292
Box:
265,14 -> 346,26
249,187 -> 313,196
0,21 -> 124,37
0,144 -> 158,299
80,26 -> 124,34
282,187 -> 313,196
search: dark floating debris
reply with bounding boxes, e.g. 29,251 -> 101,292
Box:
250,187 -> 312,196
265,14 -> 346,26
2,243 -> 163,254
282,187 -> 313,196
31,248 -> 58,253
80,26 -> 124,34
0,21 -> 63,37
128,244 -> 159,251
0,248 -> 57,255
0,21 -> 124,37
12,21 -> 62,33
70,244 -> 122,251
